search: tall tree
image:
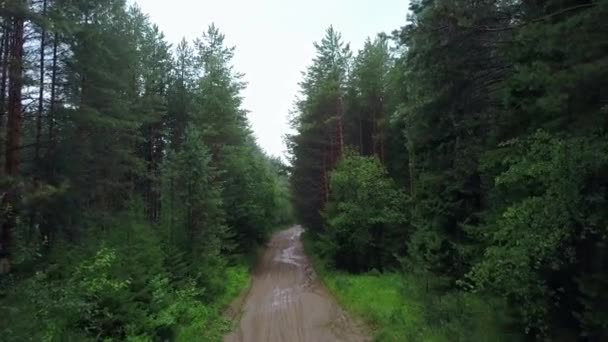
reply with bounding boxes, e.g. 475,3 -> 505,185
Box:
34,0 -> 48,172
345,36 -> 391,160
289,26 -> 351,232
1,0 -> 28,274
392,0 -> 510,281
0,5 -> 292,339
167,38 -> 196,151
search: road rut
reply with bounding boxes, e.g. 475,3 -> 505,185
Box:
224,226 -> 368,342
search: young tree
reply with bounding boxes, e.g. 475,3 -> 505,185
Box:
162,126 -> 228,289
323,152 -> 406,272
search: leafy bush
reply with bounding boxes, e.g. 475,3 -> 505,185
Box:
0,210 -> 250,342
322,152 -> 407,272
470,131 -> 608,337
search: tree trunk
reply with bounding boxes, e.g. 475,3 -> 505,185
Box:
0,24 -> 10,175
337,96 -> 344,156
377,96 -> 385,163
35,0 -> 48,173
47,32 -> 58,179
322,151 -> 329,203
408,150 -> 415,196
359,116 -> 363,154
6,15 -> 24,176
1,11 -> 26,274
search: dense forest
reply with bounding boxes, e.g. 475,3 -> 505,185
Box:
290,0 -> 608,340
2,0 -> 607,341
0,0 -> 291,340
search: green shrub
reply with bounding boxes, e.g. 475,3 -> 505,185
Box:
0,210 -> 250,342
304,233 -> 520,342
323,152 -> 407,272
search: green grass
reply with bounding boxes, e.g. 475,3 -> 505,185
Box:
217,264 -> 250,307
303,234 -> 521,342
324,272 -> 426,341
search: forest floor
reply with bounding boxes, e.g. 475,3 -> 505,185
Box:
224,226 -> 369,342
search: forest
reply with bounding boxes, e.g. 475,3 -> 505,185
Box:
1,0 -> 607,341
290,0 -> 608,340
0,0 -> 291,340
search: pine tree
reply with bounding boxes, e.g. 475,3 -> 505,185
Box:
0,4 -> 292,339
162,126 -> 228,291
345,36 -> 391,160
167,38 -> 196,151
1,0 -> 28,274
289,26 -> 351,232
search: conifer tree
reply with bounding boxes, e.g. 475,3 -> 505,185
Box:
289,26 -> 351,232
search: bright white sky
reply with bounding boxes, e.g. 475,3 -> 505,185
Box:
134,0 -> 410,158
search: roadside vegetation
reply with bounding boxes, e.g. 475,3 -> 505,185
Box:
306,260 -> 518,342
0,2 -> 292,340
304,160 -> 519,341
290,1 -> 608,340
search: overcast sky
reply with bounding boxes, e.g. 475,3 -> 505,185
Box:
134,0 -> 410,158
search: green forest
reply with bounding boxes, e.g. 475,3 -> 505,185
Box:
0,0 -> 291,340
1,0 -> 608,341
290,0 -> 608,341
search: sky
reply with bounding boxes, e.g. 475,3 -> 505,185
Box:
134,0 -> 410,158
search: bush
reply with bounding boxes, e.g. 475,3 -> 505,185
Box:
0,210 -> 250,342
322,152 -> 407,272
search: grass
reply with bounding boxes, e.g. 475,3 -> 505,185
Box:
217,264 -> 250,308
324,272 -> 425,341
303,233 -> 521,342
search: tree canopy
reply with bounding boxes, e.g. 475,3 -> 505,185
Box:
290,1 -> 608,339
0,2 -> 292,340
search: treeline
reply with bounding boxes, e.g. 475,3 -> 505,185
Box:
290,0 -> 608,340
0,0 -> 291,340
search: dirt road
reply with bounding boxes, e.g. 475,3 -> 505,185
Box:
224,226 -> 368,342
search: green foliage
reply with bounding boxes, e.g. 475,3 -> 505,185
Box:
322,153 -> 407,272
221,145 -> 274,251
0,211 -> 251,342
162,126 -> 227,276
344,36 -> 392,157
305,234 -> 519,342
0,2 -> 290,340
3,0 -> 607,339
288,26 -> 352,232
291,1 -> 608,339
469,131 -> 608,336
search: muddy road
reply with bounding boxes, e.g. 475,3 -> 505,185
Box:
224,226 -> 368,342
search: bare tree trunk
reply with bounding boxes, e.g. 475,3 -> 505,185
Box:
337,96 -> 344,156
47,31 -> 58,178
0,24 -> 10,175
35,0 -> 48,173
408,150 -> 415,196
377,96 -> 385,163
6,15 -> 24,176
325,154 -> 329,202
1,10 -> 26,274
358,116 -> 363,154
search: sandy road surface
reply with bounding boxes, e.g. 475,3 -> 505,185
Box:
224,226 -> 368,342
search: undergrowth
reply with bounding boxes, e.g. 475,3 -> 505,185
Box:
0,211 -> 250,342
303,231 -> 521,342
